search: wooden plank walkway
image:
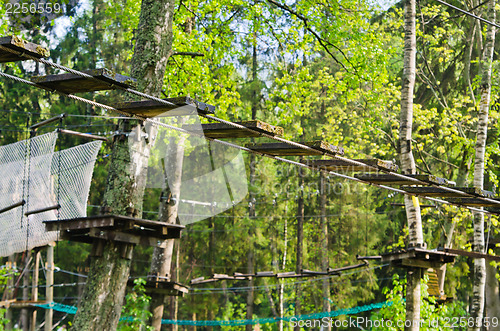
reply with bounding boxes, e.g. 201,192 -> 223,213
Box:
303,158 -> 398,172
182,120 -> 284,139
113,96 -> 215,118
354,173 -> 453,186
446,197 -> 500,207
246,141 -> 344,156
401,186 -> 495,198
31,68 -> 136,93
0,36 -> 49,63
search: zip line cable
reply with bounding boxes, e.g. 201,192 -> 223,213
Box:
1,46 -> 500,216
0,69 -> 497,216
434,0 -> 500,29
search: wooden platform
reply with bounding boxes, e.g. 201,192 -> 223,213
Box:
0,36 -> 49,63
31,68 -> 136,93
382,247 -> 456,269
401,186 -> 495,198
113,96 -> 215,118
128,277 -> 189,296
446,197 -> 500,207
182,120 -> 284,139
246,141 -> 344,156
303,158 -> 398,172
354,173 -> 453,186
44,215 -> 184,248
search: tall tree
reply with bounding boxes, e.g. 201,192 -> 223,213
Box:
399,0 -> 424,329
72,0 -> 175,329
469,0 -> 495,329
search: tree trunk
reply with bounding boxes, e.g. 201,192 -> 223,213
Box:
72,0 -> 175,329
320,173 -> 331,330
150,127 -> 187,330
469,2 -> 495,329
246,32 -> 259,330
294,165 -> 304,331
486,261 -> 500,330
399,0 -> 423,329
246,153 -> 256,330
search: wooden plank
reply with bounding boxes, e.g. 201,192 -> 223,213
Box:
44,216 -> 115,232
354,173 -> 452,186
113,96 -> 215,118
31,68 -> 136,94
183,120 -> 284,139
246,141 -> 344,156
0,36 -> 49,63
442,248 -> 500,262
446,197 -> 500,207
128,279 -> 188,296
303,159 -> 398,172
382,248 -> 456,266
45,215 -> 184,243
401,258 -> 444,269
401,186 -> 495,198
88,228 -> 141,245
0,300 -> 47,309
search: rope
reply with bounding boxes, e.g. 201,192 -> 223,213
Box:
34,300 -> 392,326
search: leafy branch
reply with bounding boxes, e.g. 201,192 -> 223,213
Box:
266,0 -> 353,72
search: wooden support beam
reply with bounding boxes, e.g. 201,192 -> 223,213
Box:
113,96 -> 215,118
401,186 -> 495,198
44,244 -> 54,331
440,248 -> 500,261
246,141 -> 344,156
25,204 -> 60,216
128,278 -> 189,296
31,68 -> 136,94
30,114 -> 66,130
354,173 -> 453,186
303,158 -> 398,172
0,36 -> 49,63
30,250 -> 41,331
446,197 -> 500,207
0,301 -> 47,309
183,120 -> 284,139
0,200 -> 25,215
57,129 -> 108,142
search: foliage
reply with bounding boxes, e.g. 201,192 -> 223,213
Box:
117,278 -> 154,331
371,274 -> 467,330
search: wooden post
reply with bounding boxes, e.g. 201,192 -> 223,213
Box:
5,255 -> 15,330
30,250 -> 40,331
45,243 -> 54,331
20,251 -> 31,331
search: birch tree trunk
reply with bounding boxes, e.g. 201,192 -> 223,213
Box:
469,1 -> 495,329
320,173 -> 331,331
72,0 -> 175,329
399,0 -> 424,329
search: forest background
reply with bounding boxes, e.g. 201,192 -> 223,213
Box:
0,0 -> 499,329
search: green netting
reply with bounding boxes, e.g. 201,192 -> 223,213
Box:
36,300 -> 391,326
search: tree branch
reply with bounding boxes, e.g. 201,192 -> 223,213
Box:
266,0 -> 352,72
172,52 -> 205,57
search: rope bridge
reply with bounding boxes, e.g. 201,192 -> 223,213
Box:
35,300 -> 392,326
